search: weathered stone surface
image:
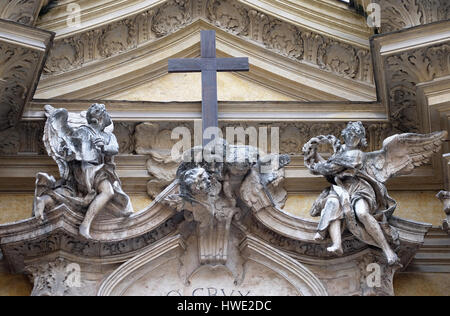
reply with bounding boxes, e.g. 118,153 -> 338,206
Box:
303,122 -> 446,264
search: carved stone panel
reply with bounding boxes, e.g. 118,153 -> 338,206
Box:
98,234 -> 328,296
40,0 -> 374,86
0,20 -> 53,131
0,0 -> 45,25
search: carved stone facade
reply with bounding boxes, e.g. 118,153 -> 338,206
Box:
0,0 -> 45,25
384,43 -> 450,132
353,0 -> 450,34
377,0 -> 450,33
40,0 -> 373,85
0,0 -> 449,297
0,20 -> 53,131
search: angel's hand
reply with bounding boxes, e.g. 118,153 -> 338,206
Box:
94,138 -> 105,150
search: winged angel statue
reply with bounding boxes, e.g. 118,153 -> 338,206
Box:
303,122 -> 447,265
33,104 -> 133,239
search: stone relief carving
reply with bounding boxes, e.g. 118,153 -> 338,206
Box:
0,0 -> 42,25
376,0 -> 450,33
32,104 -> 133,239
41,0 -> 373,85
318,40 -> 358,80
26,258 -> 86,296
262,20 -> 303,60
206,0 -> 249,36
164,138 -> 290,265
385,43 -> 450,133
43,36 -> 84,74
114,122 -> 136,154
0,127 -> 20,154
244,213 -> 368,259
303,121 -> 447,264
152,0 -> 193,37
98,18 -> 138,58
135,122 -> 192,199
0,122 -> 45,155
0,44 -> 40,130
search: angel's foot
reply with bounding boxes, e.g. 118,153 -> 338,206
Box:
327,244 -> 344,256
314,232 -> 325,242
38,213 -> 46,222
79,224 -> 92,240
33,200 -> 46,222
386,251 -> 401,266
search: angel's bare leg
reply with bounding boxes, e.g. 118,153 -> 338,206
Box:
315,198 -> 343,256
354,199 -> 399,265
327,220 -> 343,255
33,195 -> 54,221
79,180 -> 114,240
319,197 -> 343,255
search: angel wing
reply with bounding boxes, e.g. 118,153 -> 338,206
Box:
43,105 -> 85,180
365,131 -> 447,183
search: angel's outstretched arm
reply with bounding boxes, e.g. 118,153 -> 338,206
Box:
313,160 -> 346,176
103,133 -> 119,156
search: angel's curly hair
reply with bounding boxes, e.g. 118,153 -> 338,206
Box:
342,121 -> 368,148
87,103 -> 111,128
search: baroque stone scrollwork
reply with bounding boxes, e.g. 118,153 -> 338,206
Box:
26,258 -> 85,296
303,121 -> 447,264
41,0 -> 373,85
206,0 -> 249,36
0,44 -> 40,130
165,138 -> 290,265
385,43 -> 450,133
318,40 -> 359,80
376,0 -> 450,33
0,0 -> 43,25
43,35 -> 84,74
32,104 -> 133,239
152,0 -> 193,37
262,20 -> 303,60
135,122 -> 190,199
98,18 -> 138,58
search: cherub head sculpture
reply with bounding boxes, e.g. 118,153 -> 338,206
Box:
183,168 -> 211,196
342,121 -> 368,149
86,103 -> 112,130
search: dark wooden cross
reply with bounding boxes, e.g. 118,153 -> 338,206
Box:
168,30 -> 249,146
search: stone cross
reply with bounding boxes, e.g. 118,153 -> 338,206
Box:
168,30 -> 249,146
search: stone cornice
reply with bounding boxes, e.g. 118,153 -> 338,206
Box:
25,99 -> 385,122
405,228 -> 450,273
34,0 -> 375,98
37,0 -> 371,47
0,19 -> 54,131
34,20 -> 376,101
372,20 -> 450,134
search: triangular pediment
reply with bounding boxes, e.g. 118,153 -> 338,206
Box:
34,21 -> 376,102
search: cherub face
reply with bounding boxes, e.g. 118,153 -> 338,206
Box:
344,131 -> 362,148
184,168 -> 211,195
87,104 -> 112,129
342,122 -> 367,149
